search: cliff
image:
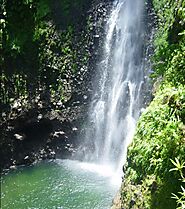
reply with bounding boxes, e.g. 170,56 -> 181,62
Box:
0,0 -> 112,169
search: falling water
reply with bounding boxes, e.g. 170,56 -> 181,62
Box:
1,1 -> 150,208
77,0 -> 147,176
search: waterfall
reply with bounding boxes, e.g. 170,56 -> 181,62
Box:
76,0 -> 147,176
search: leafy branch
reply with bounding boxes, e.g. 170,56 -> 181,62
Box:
170,158 -> 185,209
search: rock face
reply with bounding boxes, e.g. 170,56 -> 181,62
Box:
0,0 -> 113,170
111,192 -> 122,209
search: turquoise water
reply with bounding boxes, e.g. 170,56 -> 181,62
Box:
1,159 -> 119,209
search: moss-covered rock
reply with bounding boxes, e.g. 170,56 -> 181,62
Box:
121,86 -> 185,209
121,0 -> 185,208
0,0 -> 112,169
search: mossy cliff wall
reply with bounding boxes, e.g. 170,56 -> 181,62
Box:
0,0 -> 112,169
121,0 -> 185,209
1,0 -> 93,109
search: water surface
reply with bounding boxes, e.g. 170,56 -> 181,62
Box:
1,159 -> 118,209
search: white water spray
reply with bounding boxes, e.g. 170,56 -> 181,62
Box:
77,0 -> 147,178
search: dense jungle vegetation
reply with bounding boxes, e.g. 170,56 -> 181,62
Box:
0,0 -> 91,113
121,0 -> 185,209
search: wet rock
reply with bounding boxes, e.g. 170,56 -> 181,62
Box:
23,154 -> 35,165
38,114 -> 43,120
72,127 -> 78,131
10,165 -> 17,170
111,192 -> 121,209
24,155 -> 29,160
53,131 -> 65,138
14,133 -> 26,141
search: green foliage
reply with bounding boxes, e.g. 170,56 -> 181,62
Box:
121,0 -> 185,208
36,0 -> 50,20
122,86 -> 185,209
60,0 -> 88,17
1,0 -> 91,110
170,158 -> 185,209
129,85 -> 185,177
170,158 -> 185,179
152,0 -> 185,86
4,0 -> 36,54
